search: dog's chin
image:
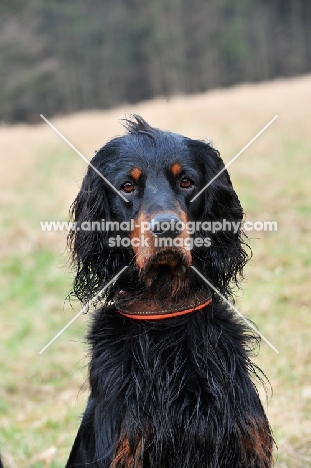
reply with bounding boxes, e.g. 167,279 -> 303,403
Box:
115,250 -> 210,313
114,248 -> 202,308
143,248 -> 190,281
133,248 -> 190,297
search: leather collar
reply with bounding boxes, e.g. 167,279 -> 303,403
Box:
118,296 -> 212,320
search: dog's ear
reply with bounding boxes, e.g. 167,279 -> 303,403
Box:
188,140 -> 250,298
67,152 -> 116,303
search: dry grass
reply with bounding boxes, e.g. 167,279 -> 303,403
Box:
0,74 -> 310,467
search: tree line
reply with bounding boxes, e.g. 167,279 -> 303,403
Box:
0,0 -> 310,123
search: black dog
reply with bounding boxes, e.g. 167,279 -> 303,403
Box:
66,115 -> 273,467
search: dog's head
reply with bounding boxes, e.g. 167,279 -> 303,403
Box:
68,115 -> 249,306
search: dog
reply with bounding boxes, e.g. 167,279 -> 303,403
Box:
66,115 -> 273,467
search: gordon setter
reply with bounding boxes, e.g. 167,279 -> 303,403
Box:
66,115 -> 273,467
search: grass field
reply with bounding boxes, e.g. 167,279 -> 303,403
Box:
0,74 -> 311,467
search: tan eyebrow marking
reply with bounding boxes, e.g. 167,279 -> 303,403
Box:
171,163 -> 182,177
130,168 -> 142,181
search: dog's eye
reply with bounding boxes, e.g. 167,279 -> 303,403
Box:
120,181 -> 135,193
180,177 -> 193,189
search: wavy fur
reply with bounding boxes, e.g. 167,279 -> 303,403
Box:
66,115 -> 273,467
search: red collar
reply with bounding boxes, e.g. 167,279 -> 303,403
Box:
118,297 -> 212,320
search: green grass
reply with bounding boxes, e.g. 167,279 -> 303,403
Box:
0,137 -> 90,466
0,248 -> 88,467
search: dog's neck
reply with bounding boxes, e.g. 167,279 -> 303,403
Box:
116,294 -> 212,320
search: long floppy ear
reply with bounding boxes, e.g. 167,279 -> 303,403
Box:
188,140 -> 250,299
67,158 -> 113,303
67,142 -> 136,304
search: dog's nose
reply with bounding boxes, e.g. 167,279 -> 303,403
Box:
149,214 -> 183,238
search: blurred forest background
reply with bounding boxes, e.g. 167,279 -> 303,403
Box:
1,0 -> 311,123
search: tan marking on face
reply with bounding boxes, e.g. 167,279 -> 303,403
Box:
130,211 -> 154,271
130,209 -> 192,272
130,167 -> 142,181
171,163 -> 182,177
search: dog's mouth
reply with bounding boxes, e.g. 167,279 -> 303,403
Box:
151,250 -> 182,268
116,247 -> 208,305
144,248 -> 191,279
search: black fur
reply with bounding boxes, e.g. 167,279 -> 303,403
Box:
66,115 -> 273,467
